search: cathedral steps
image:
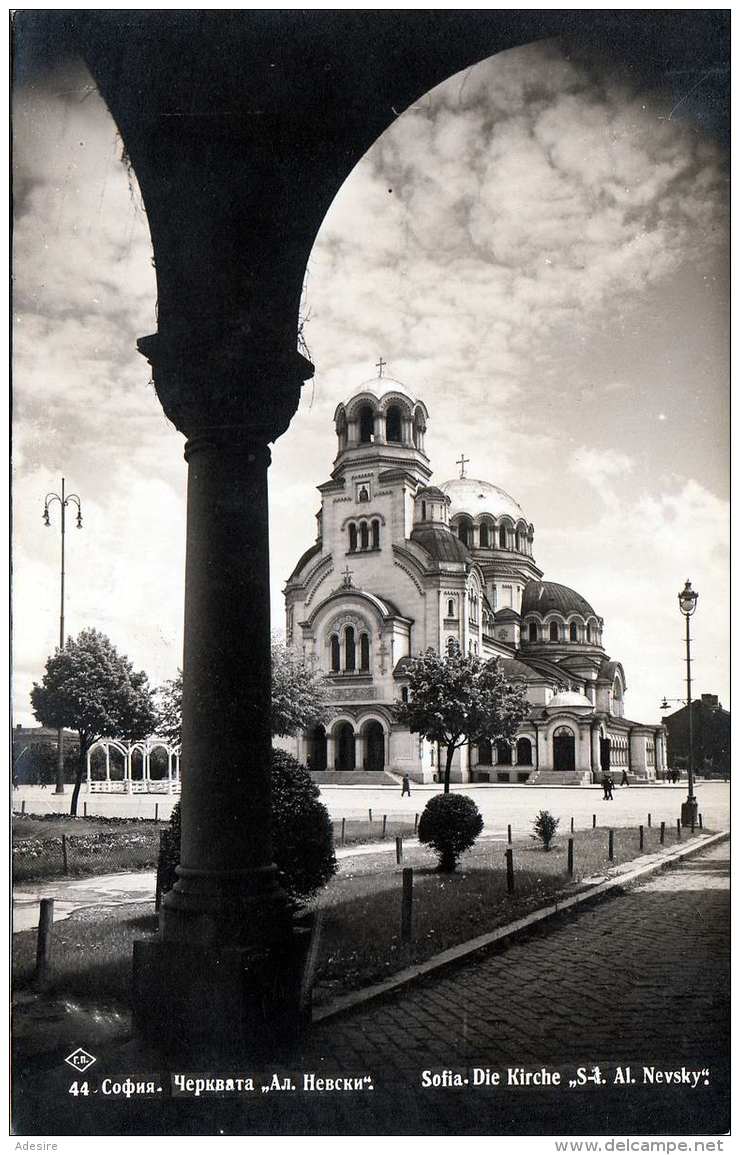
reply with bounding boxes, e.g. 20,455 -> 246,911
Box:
309,771 -> 401,787
527,769 -> 592,786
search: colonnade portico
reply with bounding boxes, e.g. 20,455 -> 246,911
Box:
86,738 -> 181,793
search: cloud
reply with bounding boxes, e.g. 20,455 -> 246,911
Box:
569,446 -> 634,495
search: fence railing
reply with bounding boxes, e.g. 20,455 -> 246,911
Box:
88,780 -> 181,794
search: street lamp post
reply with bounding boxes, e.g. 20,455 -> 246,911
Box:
677,579 -> 699,827
43,478 -> 83,794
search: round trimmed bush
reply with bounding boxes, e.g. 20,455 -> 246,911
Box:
418,792 -> 484,872
158,749 -> 336,905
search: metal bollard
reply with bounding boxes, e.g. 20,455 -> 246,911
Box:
699,813 -> 703,830
382,815 -> 387,838
592,814 -> 596,829
505,847 -> 515,894
647,812 -> 651,828
34,899 -> 54,987
61,834 -> 68,873
676,819 -> 681,841
507,823 -> 512,845
570,816 -> 574,833
154,802 -> 159,823
401,868 -> 413,943
414,812 -> 419,835
608,829 -> 614,861
395,835 -> 403,864
341,817 -> 346,847
639,825 -> 644,851
567,837 -> 574,877
660,821 -> 665,845
369,808 -> 373,824
84,802 -> 88,818
21,800 -> 26,815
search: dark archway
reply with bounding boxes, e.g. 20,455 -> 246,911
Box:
308,724 -> 327,772
495,739 -> 512,765
335,722 -> 355,771
553,727 -> 576,772
364,721 -> 385,771
478,738 -> 492,765
600,735 -> 611,772
358,405 -> 375,443
516,737 -> 533,766
386,405 -> 402,442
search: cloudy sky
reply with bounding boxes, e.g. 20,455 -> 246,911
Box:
13,37 -> 729,727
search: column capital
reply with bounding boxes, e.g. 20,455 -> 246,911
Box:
137,331 -> 314,442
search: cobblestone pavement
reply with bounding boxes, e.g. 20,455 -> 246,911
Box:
13,841 -> 729,1136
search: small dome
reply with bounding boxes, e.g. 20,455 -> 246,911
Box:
522,580 -> 597,619
416,485 -> 449,502
441,477 -> 526,523
410,525 -> 470,563
546,690 -> 593,713
350,375 -> 417,404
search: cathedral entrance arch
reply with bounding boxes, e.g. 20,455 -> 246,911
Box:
308,724 -> 327,772
363,721 -> 385,771
495,739 -> 512,765
600,735 -> 611,772
335,722 -> 356,771
553,726 -> 576,772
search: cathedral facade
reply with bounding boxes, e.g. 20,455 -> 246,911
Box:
283,373 -> 667,784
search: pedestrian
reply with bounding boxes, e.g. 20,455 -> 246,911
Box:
605,774 -> 614,801
401,774 -> 411,797
621,768 -> 629,786
602,774 -> 610,801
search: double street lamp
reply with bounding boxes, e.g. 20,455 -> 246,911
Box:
677,579 -> 699,827
43,478 -> 83,794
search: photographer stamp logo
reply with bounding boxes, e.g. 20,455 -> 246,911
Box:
64,1048 -> 96,1072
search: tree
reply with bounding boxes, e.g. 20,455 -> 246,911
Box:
155,640 -> 329,746
394,645 -> 529,793
31,628 -> 157,816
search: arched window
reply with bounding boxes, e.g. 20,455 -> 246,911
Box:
330,634 -> 340,672
358,405 -> 374,443
345,626 -> 356,671
586,623 -> 592,643
478,738 -> 492,765
386,405 -> 402,442
360,633 -> 370,671
549,621 -> 559,642
528,622 -> 538,642
421,500 -> 427,521
348,524 -> 357,552
447,598 -> 455,618
499,526 -> 507,548
371,519 -> 380,549
496,739 -> 512,765
569,622 -> 578,642
360,522 -> 369,550
479,523 -> 490,547
458,520 -> 471,547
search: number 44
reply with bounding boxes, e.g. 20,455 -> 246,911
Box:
68,1081 -> 90,1096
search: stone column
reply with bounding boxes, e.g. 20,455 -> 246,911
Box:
132,335 -> 313,1050
105,746 -> 111,783
591,726 -> 602,775
373,412 -> 384,443
86,750 -> 92,791
354,732 -> 365,770
326,734 -> 336,769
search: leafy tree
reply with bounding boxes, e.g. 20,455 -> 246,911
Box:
30,628 -> 157,816
156,641 -> 329,746
418,793 -> 484,872
394,645 -> 528,792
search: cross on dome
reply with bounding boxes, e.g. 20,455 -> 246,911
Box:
456,453 -> 469,479
375,356 -> 386,378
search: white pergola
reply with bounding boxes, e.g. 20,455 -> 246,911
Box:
86,737 -> 181,794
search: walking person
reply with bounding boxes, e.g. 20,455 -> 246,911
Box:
401,774 -> 411,797
621,768 -> 629,786
602,773 -> 610,801
604,773 -> 614,801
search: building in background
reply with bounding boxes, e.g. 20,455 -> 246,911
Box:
662,694 -> 730,778
12,724 -> 78,785
284,372 -> 667,784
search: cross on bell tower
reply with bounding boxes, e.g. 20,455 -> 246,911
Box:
375,356 -> 386,378
456,453 -> 469,479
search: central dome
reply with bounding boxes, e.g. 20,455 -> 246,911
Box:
441,477 -> 526,522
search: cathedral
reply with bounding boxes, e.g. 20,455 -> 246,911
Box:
283,371 -> 667,784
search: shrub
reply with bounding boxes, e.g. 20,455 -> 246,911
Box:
157,750 -> 336,905
531,809 -> 559,851
418,792 -> 484,872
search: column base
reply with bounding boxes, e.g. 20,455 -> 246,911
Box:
133,928 -> 311,1061
681,797 -> 699,828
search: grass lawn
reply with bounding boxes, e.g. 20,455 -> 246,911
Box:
12,822 -> 706,1010
13,813 -> 162,882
